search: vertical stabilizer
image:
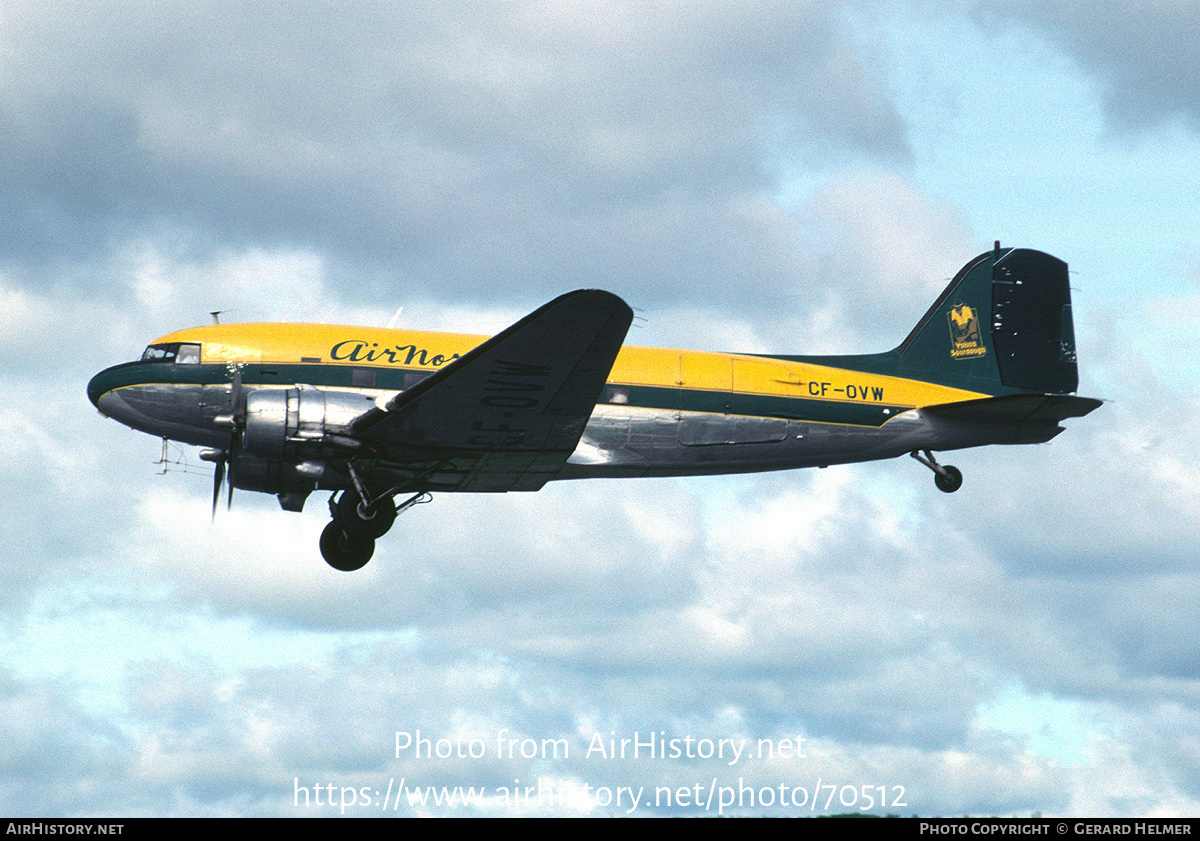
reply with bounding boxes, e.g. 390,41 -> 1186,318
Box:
895,246 -> 1079,395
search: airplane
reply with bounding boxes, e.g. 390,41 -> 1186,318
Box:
88,244 -> 1101,571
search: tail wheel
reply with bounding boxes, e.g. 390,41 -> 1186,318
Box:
934,465 -> 963,493
320,522 -> 375,571
336,490 -> 398,539
911,450 -> 964,494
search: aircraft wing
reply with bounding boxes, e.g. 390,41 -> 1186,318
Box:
354,289 -> 633,491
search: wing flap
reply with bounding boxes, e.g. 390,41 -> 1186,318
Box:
355,289 -> 633,491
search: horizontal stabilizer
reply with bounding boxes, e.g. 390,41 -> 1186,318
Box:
923,393 -> 1103,424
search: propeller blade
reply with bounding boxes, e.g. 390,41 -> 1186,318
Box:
212,456 -> 226,520
226,445 -> 236,511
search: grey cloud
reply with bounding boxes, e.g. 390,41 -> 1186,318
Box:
962,399 -> 1200,580
2,1 -> 909,306
979,1 -> 1200,133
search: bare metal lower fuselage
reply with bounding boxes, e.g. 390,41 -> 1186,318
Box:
97,380 -> 1058,491
565,404 -> 1059,480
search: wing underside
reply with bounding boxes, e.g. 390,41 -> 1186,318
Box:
353,289 -> 633,491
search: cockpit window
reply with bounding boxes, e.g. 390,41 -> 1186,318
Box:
142,342 -> 201,364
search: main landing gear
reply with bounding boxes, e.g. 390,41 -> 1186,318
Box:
320,487 -> 430,571
910,449 -> 963,493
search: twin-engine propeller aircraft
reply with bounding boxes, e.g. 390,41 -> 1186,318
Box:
89,244 -> 1100,571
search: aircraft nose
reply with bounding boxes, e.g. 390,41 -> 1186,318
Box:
87,372 -> 142,431
87,369 -> 105,410
87,371 -> 106,410
88,365 -> 128,416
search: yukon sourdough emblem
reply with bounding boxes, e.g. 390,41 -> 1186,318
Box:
947,302 -> 986,359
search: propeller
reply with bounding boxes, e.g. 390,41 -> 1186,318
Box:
203,367 -> 245,519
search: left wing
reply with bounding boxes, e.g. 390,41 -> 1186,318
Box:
354,289 -> 633,491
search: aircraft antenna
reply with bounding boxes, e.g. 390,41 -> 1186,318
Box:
210,311 -> 222,325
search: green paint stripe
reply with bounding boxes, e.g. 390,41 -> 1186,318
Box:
94,362 -> 907,428
617,383 -> 904,427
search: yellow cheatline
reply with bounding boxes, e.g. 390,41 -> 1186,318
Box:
157,322 -> 988,410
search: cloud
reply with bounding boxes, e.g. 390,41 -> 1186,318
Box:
793,169 -> 978,352
979,1 -> 1200,133
0,670 -> 133,815
111,475 -> 703,634
1,1 -> 909,307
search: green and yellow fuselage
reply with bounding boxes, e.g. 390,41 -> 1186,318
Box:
89,319 -> 999,484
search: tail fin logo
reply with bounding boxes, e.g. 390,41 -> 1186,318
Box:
948,302 -> 986,359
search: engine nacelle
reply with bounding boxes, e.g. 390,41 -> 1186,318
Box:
242,387 -> 376,459
229,452 -> 324,496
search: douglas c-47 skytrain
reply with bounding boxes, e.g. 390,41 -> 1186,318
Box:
89,244 -> 1101,571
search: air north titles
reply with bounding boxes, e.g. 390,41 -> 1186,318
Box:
330,340 -> 461,368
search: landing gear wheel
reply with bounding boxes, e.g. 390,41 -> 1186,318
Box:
320,521 -> 375,571
335,490 -> 397,539
934,465 -> 963,493
911,450 -> 964,494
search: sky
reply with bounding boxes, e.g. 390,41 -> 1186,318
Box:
2,0 -> 1199,818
